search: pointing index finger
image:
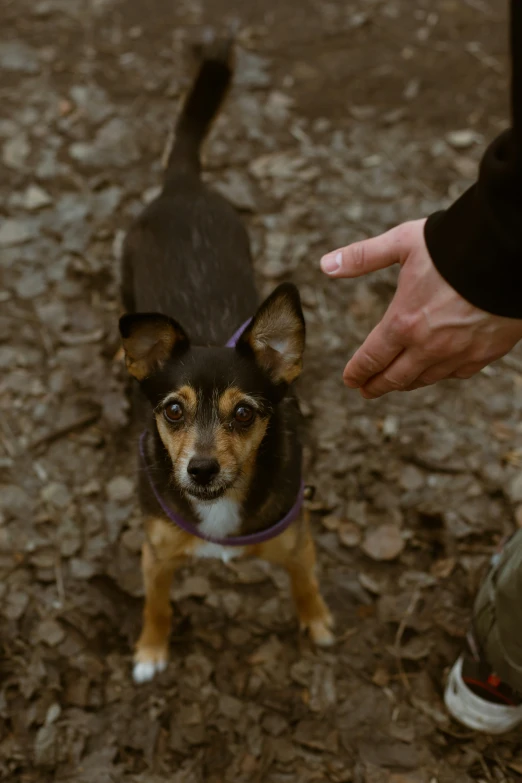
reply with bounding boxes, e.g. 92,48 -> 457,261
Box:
321,223 -> 409,278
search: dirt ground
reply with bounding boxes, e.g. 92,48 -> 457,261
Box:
2,0 -> 522,781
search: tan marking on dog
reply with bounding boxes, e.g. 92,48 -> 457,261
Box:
156,412 -> 197,471
154,384 -> 199,473
161,384 -> 198,416
217,388 -> 259,419
215,391 -> 268,487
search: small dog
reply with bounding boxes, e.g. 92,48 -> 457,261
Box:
119,38 -> 333,683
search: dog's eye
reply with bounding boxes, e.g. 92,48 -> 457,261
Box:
234,405 -> 254,425
164,402 -> 183,423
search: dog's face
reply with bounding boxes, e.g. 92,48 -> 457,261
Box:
120,284 -> 305,501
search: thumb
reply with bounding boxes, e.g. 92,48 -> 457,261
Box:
320,222 -> 413,279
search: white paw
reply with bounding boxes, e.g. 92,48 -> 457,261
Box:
133,656 -> 167,684
309,618 -> 335,647
303,611 -> 335,647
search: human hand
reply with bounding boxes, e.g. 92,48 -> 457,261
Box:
320,219 -> 522,398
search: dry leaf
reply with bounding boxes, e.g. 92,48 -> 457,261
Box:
338,521 -> 361,548
362,524 -> 404,561
322,514 -> 341,531
372,666 -> 390,687
430,557 -> 456,579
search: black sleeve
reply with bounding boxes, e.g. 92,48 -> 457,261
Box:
424,0 -> 522,319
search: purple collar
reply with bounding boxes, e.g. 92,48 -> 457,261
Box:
138,318 -> 305,547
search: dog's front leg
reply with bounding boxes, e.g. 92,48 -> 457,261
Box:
133,518 -> 186,683
255,515 -> 334,647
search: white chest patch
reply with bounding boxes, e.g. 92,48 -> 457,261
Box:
191,497 -> 245,562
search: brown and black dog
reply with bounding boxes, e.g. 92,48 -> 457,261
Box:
119,39 -> 333,683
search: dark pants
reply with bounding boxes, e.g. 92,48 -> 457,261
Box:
474,529 -> 522,691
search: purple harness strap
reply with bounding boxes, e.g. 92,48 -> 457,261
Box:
225,318 -> 251,347
138,318 -> 305,547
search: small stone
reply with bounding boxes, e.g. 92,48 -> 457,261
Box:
36,618 -> 65,646
3,133 -> 30,169
45,703 -> 61,725
41,482 -> 72,509
58,517 -> 82,557
446,129 -> 478,149
338,521 -> 361,548
382,415 -> 399,438
5,590 -> 30,620
235,48 -> 271,88
0,218 -> 33,247
220,591 -> 241,618
343,203 -> 364,222
70,558 -> 96,580
362,154 -> 382,168
106,476 -> 134,502
69,117 -> 140,168
264,90 -> 294,123
93,186 -> 122,219
21,184 -> 52,210
362,524 -> 404,561
0,346 -> 16,369
15,270 -> 46,299
403,78 -> 420,100
36,147 -> 66,179
0,484 -> 29,515
0,41 -> 39,73
69,83 -> 112,124
181,576 -> 210,598
399,464 -> 424,492
54,192 -> 90,226
213,170 -> 257,211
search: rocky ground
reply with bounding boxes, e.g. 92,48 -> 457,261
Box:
2,0 -> 522,781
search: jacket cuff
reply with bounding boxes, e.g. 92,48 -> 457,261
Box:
424,130 -> 522,319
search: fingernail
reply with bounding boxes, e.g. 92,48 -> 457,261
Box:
321,251 -> 342,274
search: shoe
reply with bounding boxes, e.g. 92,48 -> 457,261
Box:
445,632 -> 522,734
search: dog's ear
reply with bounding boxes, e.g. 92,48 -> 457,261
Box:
237,283 -> 305,385
119,313 -> 189,380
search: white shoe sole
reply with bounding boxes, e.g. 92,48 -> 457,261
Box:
445,655 -> 522,734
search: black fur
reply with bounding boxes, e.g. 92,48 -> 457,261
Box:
120,43 -> 305,536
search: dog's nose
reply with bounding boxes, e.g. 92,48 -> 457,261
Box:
187,457 -> 220,485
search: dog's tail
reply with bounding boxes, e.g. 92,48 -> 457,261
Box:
164,38 -> 233,180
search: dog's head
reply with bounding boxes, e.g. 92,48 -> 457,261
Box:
119,283 -> 305,501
